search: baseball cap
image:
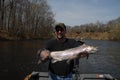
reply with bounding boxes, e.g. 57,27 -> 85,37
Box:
55,23 -> 66,31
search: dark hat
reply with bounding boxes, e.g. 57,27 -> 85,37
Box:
55,23 -> 66,30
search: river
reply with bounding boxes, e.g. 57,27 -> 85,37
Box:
0,39 -> 120,80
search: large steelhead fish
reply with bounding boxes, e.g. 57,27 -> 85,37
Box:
38,44 -> 97,64
50,44 -> 97,63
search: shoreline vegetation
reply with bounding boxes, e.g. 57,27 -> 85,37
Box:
67,32 -> 109,40
0,30 -> 119,41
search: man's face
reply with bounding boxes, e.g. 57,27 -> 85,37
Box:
55,27 -> 66,39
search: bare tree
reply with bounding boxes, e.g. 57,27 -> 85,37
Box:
0,0 -> 55,39
0,0 -> 5,30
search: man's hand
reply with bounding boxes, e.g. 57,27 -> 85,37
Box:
40,50 -> 50,60
79,51 -> 89,59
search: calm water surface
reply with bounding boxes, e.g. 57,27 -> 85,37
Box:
0,39 -> 120,80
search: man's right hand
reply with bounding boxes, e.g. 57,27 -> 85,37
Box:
40,50 -> 50,60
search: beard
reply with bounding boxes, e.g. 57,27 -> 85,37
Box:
57,35 -> 63,39
57,34 -> 64,39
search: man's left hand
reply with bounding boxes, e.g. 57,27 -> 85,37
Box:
78,52 -> 89,59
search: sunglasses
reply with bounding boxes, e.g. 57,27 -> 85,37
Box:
55,28 -> 64,32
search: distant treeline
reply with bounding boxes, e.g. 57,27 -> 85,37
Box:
67,17 -> 120,41
0,0 -> 120,40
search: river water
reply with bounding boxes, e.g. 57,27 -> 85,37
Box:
0,39 -> 120,80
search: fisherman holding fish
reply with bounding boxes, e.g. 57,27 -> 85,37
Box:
38,23 -> 96,80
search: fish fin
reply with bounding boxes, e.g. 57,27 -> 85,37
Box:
52,58 -> 64,63
66,59 -> 71,64
52,59 -> 58,63
86,53 -> 89,59
37,60 -> 41,64
66,55 -> 77,64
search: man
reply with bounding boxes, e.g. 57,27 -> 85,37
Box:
39,23 -> 87,80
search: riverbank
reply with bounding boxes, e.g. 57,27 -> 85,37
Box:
66,32 -> 109,40
0,30 -> 20,40
0,30 -> 49,40
0,30 -> 119,41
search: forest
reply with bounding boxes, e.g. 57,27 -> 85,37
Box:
0,0 -> 120,41
0,0 -> 55,40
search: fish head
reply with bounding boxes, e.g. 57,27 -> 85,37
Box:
86,46 -> 98,53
